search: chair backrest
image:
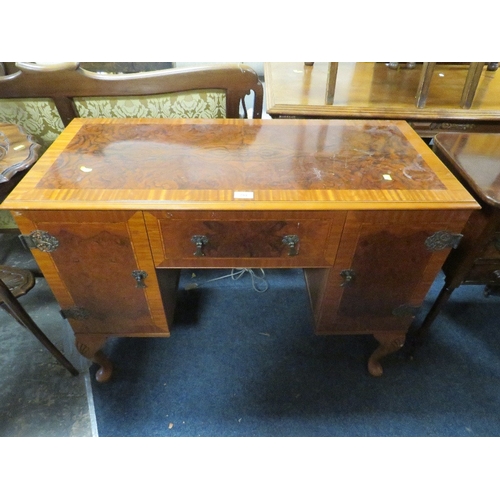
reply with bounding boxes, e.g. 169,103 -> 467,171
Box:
0,62 -> 264,152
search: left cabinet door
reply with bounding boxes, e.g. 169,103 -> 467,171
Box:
13,210 -> 171,336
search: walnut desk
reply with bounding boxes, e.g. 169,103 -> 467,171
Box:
3,118 -> 478,382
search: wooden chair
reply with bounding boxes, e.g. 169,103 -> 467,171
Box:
0,265 -> 78,375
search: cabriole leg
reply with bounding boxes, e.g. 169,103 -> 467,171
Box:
76,334 -> 113,382
368,333 -> 406,377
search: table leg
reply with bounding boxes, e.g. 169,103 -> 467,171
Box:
76,334 -> 112,382
415,62 -> 436,108
325,62 -> 339,105
368,333 -> 406,377
460,62 -> 484,109
407,282 -> 455,356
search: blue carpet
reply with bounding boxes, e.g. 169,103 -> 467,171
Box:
90,268 -> 500,436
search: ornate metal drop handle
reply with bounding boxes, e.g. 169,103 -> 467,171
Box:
340,269 -> 356,287
191,235 -> 209,257
132,270 -> 148,288
282,235 -> 299,256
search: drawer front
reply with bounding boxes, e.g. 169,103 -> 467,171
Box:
162,219 -> 330,260
144,212 -> 343,268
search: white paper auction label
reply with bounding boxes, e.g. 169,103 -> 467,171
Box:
233,191 -> 254,199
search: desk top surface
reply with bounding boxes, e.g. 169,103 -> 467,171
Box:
434,132 -> 500,208
3,118 -> 477,211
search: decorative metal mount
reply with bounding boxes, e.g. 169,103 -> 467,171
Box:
132,270 -> 148,288
282,235 -> 300,256
425,231 -> 463,251
19,230 -> 59,252
340,269 -> 356,287
191,235 -> 209,257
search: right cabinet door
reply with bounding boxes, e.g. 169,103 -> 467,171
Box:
309,209 -> 472,335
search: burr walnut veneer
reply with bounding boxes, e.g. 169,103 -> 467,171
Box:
3,118 -> 478,382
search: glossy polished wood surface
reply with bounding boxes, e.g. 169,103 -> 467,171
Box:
434,133 -> 500,208
265,63 -> 500,136
3,118 -> 477,211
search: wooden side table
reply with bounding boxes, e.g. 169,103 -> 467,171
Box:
410,132 -> 500,348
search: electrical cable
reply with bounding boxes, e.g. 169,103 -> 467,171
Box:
184,268 -> 269,293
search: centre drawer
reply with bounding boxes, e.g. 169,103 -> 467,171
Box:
144,211 -> 344,268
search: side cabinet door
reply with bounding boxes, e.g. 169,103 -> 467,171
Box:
13,210 -> 170,336
311,210 -> 471,335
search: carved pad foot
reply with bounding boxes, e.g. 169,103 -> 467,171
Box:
368,333 -> 406,377
76,334 -> 113,382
